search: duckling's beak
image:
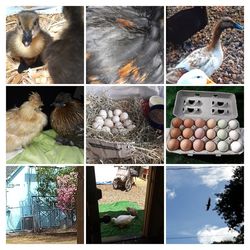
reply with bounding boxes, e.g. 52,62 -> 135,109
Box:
234,23 -> 244,31
206,78 -> 215,84
22,31 -> 32,47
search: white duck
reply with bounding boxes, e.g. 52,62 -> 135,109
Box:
111,215 -> 135,228
177,69 -> 215,84
166,17 -> 243,83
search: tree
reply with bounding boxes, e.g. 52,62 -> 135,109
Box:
214,166 -> 244,243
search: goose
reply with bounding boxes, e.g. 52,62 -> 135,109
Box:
177,69 -> 215,84
111,215 -> 135,228
166,17 -> 243,83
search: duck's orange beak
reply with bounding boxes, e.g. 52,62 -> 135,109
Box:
206,78 -> 215,84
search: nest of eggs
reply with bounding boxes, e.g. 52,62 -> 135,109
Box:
86,94 -> 164,164
6,12 -> 64,84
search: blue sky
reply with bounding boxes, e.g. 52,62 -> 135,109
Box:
166,166 -> 239,244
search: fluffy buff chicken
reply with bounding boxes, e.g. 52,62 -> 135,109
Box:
50,92 -> 84,148
6,92 -> 47,152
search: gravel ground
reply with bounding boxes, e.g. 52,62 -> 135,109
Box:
97,178 -> 147,208
166,6 -> 244,84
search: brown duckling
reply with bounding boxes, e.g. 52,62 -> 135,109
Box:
43,7 -> 84,84
7,10 -> 52,73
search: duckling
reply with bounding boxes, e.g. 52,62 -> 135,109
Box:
111,215 -> 135,228
177,69 -> 215,84
43,7 -> 84,84
167,17 -> 243,82
7,10 -> 52,73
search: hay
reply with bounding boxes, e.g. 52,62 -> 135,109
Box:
86,94 -> 164,164
6,12 -> 65,84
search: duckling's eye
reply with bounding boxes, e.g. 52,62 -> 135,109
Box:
33,20 -> 38,26
18,21 -> 21,26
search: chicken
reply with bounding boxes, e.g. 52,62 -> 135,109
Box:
127,207 -> 138,217
50,92 -> 84,148
43,7 -> 84,84
7,10 -> 52,73
87,6 -> 163,84
111,215 -> 135,228
167,7 -> 208,45
6,92 -> 47,152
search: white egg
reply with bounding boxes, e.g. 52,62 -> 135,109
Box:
95,116 -> 104,122
123,119 -> 132,127
231,141 -> 243,153
217,141 -> 229,152
102,126 -> 111,133
217,119 -> 228,129
111,128 -> 119,134
228,119 -> 239,130
112,115 -> 120,123
104,118 -> 114,128
92,122 -> 103,130
99,110 -> 107,119
108,110 -> 113,118
120,112 -> 129,121
229,130 -> 240,141
217,129 -> 228,140
94,118 -> 104,127
119,128 -> 128,135
115,122 -> 124,128
127,124 -> 136,131
114,109 -> 122,116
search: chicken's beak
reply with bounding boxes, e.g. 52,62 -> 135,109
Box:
206,78 -> 215,84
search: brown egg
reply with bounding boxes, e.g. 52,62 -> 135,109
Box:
167,139 -> 180,151
194,128 -> 205,139
207,118 -> 217,129
182,128 -> 194,139
170,128 -> 182,139
206,129 -> 216,140
172,117 -> 183,128
195,118 -> 206,128
205,141 -> 217,152
193,139 -> 205,152
183,118 -> 194,128
180,139 -> 192,151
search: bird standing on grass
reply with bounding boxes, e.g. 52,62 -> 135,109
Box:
50,92 -> 84,148
111,215 -> 136,228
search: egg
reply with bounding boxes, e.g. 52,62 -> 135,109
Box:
217,141 -> 229,152
104,118 -> 114,128
94,118 -> 104,127
193,139 -> 205,152
217,129 -> 228,140
102,126 -> 111,133
99,110 -> 107,119
170,128 -> 182,139
218,119 -> 228,129
182,128 -> 193,139
205,141 -> 217,152
111,128 -> 119,134
228,119 -> 239,130
115,122 -> 124,128
172,117 -> 183,128
206,129 -> 216,140
194,128 -> 205,139
180,139 -> 192,151
207,118 -> 217,129
230,141 -> 243,153
195,118 -> 206,128
229,130 -> 240,141
95,116 -> 104,122
108,110 -> 113,118
167,139 -> 180,151
112,115 -> 120,123
114,109 -> 122,116
127,124 -> 136,131
183,118 -> 194,128
92,122 -> 103,130
119,128 -> 129,135
123,119 -> 133,127
120,112 -> 129,121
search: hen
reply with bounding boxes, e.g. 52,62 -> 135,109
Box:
6,92 -> 47,152
50,92 -> 84,148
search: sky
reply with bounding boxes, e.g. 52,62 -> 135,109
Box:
166,166 -> 239,244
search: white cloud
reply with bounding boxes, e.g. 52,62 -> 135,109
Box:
197,225 -> 238,244
192,166 -> 235,187
167,188 -> 176,199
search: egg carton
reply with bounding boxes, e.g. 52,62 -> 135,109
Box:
167,90 -> 244,156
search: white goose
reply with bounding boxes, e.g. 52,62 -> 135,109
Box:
177,69 -> 215,84
166,17 -> 243,83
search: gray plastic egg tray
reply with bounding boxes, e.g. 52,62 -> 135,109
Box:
166,90 -> 244,156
